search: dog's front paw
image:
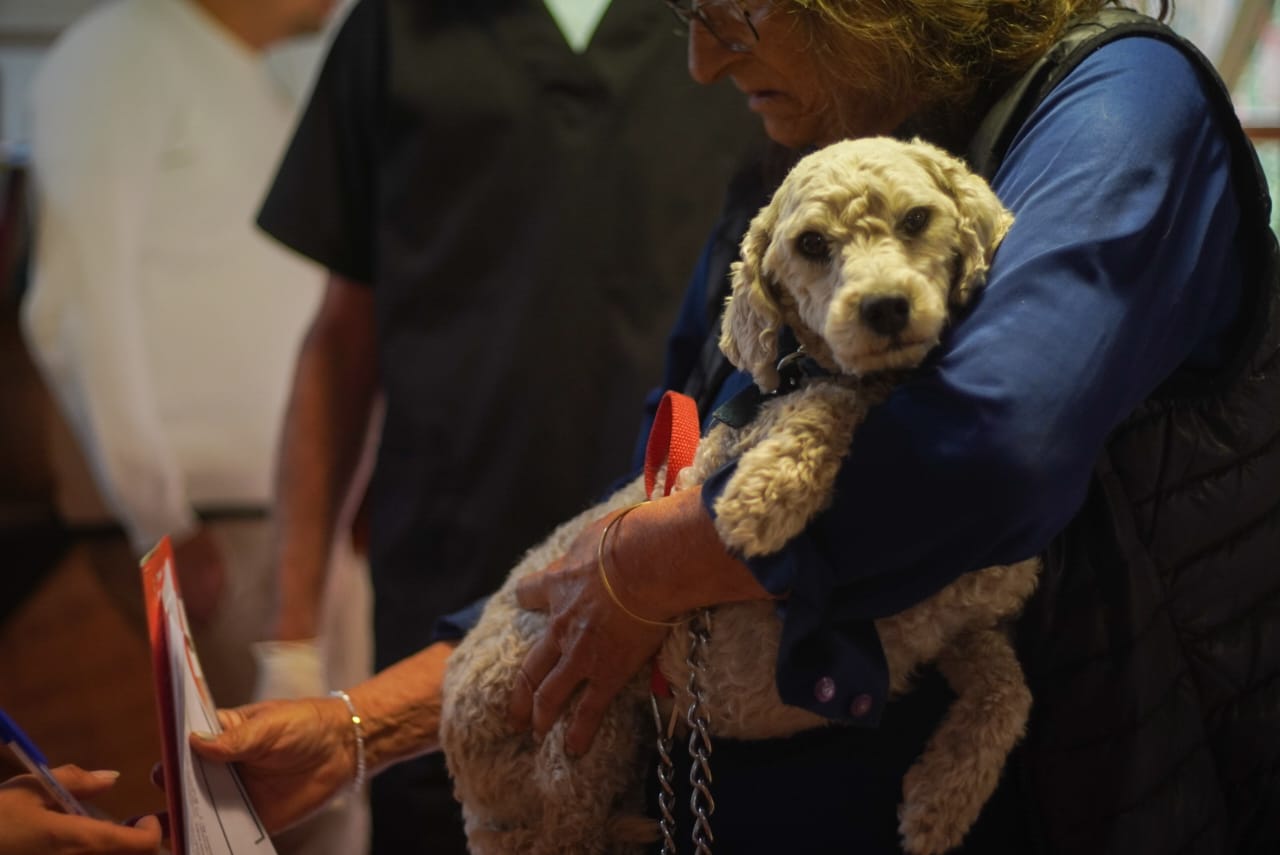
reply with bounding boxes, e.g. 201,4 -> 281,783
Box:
898,765 -> 975,855
713,386 -> 864,556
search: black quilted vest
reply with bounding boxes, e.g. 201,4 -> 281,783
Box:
967,10 -> 1280,854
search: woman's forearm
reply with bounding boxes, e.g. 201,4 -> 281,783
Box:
610,485 -> 775,620
349,640 -> 454,774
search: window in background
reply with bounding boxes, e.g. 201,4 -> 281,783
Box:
1139,0 -> 1278,235
1232,3 -> 1280,236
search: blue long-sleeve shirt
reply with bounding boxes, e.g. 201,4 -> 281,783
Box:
440,41 -> 1244,732
661,37 -> 1245,726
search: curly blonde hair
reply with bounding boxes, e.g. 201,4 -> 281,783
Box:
784,1 -> 1171,132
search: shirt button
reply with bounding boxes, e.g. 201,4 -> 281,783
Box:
849,693 -> 874,718
814,676 -> 837,703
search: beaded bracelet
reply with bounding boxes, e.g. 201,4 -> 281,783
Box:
329,689 -> 367,793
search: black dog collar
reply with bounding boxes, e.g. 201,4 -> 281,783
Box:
712,348 -> 831,429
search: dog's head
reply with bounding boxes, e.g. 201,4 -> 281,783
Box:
721,137 -> 1014,391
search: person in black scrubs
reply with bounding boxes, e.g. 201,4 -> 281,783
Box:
253,1 -> 761,852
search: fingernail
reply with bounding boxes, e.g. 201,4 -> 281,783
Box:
192,730 -> 217,741
91,770 -> 121,780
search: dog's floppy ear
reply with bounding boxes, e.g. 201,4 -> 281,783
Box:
905,138 -> 1014,307
720,198 -> 784,391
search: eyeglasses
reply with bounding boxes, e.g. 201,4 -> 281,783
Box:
663,0 -> 761,53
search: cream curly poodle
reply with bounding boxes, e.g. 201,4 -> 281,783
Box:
440,137 -> 1038,855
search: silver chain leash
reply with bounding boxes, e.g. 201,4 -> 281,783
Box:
685,609 -> 715,854
651,608 -> 715,854
651,692 -> 679,855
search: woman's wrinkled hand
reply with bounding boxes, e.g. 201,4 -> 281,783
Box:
0,766 -> 162,855
188,698 -> 353,834
508,504 -> 675,757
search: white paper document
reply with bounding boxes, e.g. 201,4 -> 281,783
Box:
143,538 -> 278,855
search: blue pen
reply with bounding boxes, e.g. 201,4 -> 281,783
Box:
0,707 -> 90,816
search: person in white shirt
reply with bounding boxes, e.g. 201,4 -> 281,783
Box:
21,1 -> 370,853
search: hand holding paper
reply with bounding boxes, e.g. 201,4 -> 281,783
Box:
188,699 -> 356,835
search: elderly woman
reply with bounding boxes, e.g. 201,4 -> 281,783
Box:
195,1 -> 1279,852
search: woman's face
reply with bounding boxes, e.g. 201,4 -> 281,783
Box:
687,3 -> 913,149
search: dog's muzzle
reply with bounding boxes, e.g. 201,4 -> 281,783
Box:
860,294 -> 911,337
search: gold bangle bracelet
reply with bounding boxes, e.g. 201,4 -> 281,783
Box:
597,502 -> 685,628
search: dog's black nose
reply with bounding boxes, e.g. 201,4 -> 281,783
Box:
860,295 -> 911,336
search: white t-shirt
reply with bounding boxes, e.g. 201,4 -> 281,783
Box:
541,0 -> 613,52
23,0 -> 325,552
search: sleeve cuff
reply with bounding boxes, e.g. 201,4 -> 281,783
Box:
774,607 -> 889,726
703,459 -> 889,724
702,459 -> 797,596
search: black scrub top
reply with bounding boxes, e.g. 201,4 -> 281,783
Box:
258,0 -> 764,669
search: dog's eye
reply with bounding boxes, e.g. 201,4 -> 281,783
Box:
795,231 -> 829,261
899,206 -> 932,237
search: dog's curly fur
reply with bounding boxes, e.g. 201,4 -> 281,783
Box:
441,137 -> 1039,855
